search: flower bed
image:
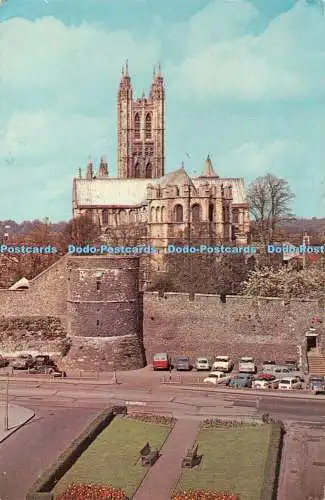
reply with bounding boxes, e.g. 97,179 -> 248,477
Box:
56,483 -> 128,499
126,413 -> 176,425
171,490 -> 239,500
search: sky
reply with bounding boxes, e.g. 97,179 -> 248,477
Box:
0,0 -> 325,222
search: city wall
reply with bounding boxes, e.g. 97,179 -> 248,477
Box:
0,256 -> 324,366
143,292 -> 325,364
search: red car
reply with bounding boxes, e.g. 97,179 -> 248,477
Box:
152,353 -> 171,371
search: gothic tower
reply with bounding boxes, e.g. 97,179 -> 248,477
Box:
117,62 -> 165,179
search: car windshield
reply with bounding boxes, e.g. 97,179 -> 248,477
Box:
216,357 -> 228,361
177,358 -> 188,362
280,379 -> 291,384
198,359 -> 208,362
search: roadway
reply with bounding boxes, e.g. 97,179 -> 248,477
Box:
0,375 -> 325,500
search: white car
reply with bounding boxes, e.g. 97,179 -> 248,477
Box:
252,377 -> 279,390
212,356 -> 234,372
278,377 -> 302,390
238,356 -> 256,374
195,358 -> 211,371
203,371 -> 231,385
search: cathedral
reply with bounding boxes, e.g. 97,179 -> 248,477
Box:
72,63 -> 250,250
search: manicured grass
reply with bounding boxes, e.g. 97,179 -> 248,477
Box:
53,416 -> 171,498
176,424 -> 272,500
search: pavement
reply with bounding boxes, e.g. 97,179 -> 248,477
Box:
0,403 -> 34,443
1,370 -> 325,499
133,419 -> 200,500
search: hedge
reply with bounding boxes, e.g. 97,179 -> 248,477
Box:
26,406 -> 127,500
259,421 -> 285,500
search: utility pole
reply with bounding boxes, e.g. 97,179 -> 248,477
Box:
4,375 -> 9,431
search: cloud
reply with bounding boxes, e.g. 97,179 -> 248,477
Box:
0,0 -> 324,219
168,0 -> 325,101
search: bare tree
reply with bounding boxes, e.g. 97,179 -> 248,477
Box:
248,173 -> 295,243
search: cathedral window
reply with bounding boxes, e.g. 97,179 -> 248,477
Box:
134,113 -> 140,140
150,207 -> 155,222
232,208 -> 239,224
192,204 -> 201,222
209,203 -> 214,222
145,113 -> 152,139
145,163 -> 152,178
102,209 -> 108,225
134,163 -> 140,178
156,207 -> 160,221
161,206 -> 165,222
175,186 -> 179,196
174,204 -> 183,222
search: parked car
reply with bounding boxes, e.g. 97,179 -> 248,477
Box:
0,355 -> 9,368
308,376 -> 325,395
12,354 -> 34,370
33,355 -> 56,367
203,371 -> 231,385
212,356 -> 234,373
238,356 -> 256,374
195,357 -> 211,371
28,364 -> 66,377
262,365 -> 292,377
252,374 -> 279,390
278,377 -> 303,390
261,360 -> 276,371
284,359 -> 299,371
227,374 -> 253,388
175,357 -> 192,371
152,353 -> 171,371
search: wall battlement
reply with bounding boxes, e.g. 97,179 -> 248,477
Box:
0,256 -> 323,368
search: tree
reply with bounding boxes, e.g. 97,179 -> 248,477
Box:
240,266 -> 325,299
62,213 -> 101,247
248,173 -> 295,243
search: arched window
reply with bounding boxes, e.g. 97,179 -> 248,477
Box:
134,163 -> 140,178
119,209 -> 126,224
150,207 -> 155,222
209,203 -> 214,222
145,113 -> 152,139
156,207 -> 160,222
192,204 -> 201,222
174,204 -> 183,222
129,210 -> 135,223
232,208 -> 239,224
102,209 -> 108,225
175,186 -> 179,196
134,113 -> 140,140
161,206 -> 165,222
145,163 -> 152,178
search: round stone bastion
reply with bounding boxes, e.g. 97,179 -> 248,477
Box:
63,255 -> 145,372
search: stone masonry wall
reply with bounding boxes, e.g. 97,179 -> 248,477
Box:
143,292 -> 325,364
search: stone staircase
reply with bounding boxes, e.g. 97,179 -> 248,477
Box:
307,350 -> 325,376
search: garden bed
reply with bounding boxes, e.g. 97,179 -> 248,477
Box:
53,415 -> 173,499
175,423 -> 282,500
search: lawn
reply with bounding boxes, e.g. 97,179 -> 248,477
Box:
175,424 -> 272,500
53,416 -> 172,498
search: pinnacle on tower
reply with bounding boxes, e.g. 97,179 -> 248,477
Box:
202,155 -> 218,178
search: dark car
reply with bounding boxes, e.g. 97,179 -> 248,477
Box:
33,355 -> 56,367
28,363 -> 66,377
227,374 -> 253,388
308,376 -> 325,395
12,354 -> 34,370
175,357 -> 192,371
0,355 -> 9,368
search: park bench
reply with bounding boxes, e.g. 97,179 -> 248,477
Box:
140,442 -> 159,466
182,443 -> 199,468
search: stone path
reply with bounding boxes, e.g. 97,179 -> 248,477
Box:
133,418 -> 200,500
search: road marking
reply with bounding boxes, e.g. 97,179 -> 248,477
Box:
125,401 -> 146,406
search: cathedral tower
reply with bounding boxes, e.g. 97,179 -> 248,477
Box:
117,62 -> 165,179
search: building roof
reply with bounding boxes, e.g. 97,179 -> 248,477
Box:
73,168 -> 248,207
9,277 -> 29,290
74,178 -> 159,207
